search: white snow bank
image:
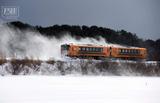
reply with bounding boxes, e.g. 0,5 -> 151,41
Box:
0,76 -> 160,103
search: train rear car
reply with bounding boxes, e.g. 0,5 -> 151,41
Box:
111,47 -> 147,60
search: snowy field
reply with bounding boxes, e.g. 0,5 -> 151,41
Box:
0,76 -> 160,103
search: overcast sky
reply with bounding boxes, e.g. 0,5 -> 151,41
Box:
0,0 -> 160,40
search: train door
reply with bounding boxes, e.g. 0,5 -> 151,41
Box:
61,44 -> 70,57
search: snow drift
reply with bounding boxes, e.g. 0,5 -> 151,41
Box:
0,59 -> 159,76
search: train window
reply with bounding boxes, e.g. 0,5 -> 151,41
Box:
92,48 -> 95,51
135,50 -> 137,54
131,50 -> 133,53
80,47 -> 82,51
96,48 -> 98,52
120,49 -> 123,53
95,48 -> 97,52
87,48 -> 89,51
88,48 -> 90,51
85,48 -> 87,51
89,48 -> 92,51
94,48 -> 97,52
89,48 -> 91,51
86,48 -> 88,51
94,48 -> 97,51
61,44 -> 70,50
136,50 -> 139,54
92,48 -> 94,51
98,48 -> 100,52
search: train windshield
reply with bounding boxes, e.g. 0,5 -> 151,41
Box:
61,44 -> 70,50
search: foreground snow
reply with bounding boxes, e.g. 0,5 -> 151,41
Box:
0,76 -> 160,103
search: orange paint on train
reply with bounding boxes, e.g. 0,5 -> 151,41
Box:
61,43 -> 147,60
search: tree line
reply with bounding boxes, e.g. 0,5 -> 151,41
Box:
6,21 -> 160,61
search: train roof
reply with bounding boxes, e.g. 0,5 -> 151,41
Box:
62,43 -> 146,49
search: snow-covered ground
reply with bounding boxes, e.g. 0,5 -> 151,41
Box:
0,76 -> 160,103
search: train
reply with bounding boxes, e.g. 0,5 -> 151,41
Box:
61,43 -> 147,60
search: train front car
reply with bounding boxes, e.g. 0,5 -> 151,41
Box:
77,44 -> 110,59
61,44 -> 110,59
110,47 -> 147,60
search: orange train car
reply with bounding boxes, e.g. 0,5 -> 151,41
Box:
111,47 -> 147,60
61,43 -> 147,60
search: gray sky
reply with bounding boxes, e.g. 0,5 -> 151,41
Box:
0,0 -> 160,40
